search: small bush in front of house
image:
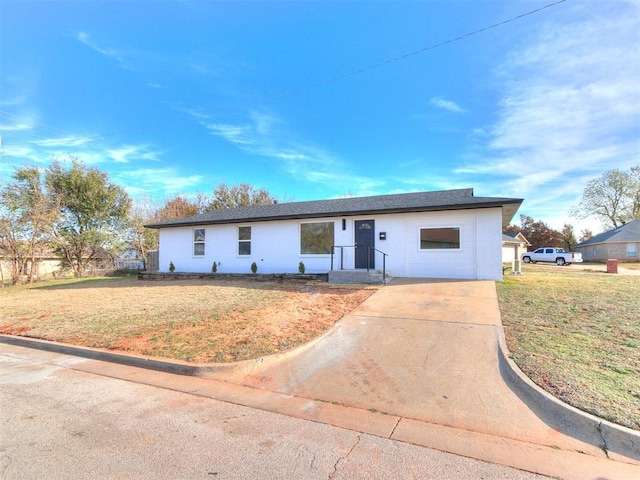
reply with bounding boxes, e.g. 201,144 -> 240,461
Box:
169,261 -> 175,273
212,261 -> 218,274
298,261 -> 305,274
251,262 -> 258,274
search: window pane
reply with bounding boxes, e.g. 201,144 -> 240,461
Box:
194,229 -> 205,242
239,226 -> 251,240
301,222 -> 334,254
420,227 -> 460,249
239,241 -> 251,255
194,243 -> 205,256
627,243 -> 638,258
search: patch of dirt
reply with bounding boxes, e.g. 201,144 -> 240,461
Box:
0,278 -> 377,364
111,284 -> 376,363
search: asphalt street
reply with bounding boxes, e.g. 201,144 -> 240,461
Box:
0,345 -> 547,480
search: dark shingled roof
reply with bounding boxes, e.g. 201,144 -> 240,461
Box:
575,220 -> 640,246
146,188 -> 523,229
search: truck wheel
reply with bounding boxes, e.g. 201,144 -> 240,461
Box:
522,256 -> 531,263
556,258 -> 566,266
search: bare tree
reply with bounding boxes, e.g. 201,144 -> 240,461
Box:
573,166 -> 640,229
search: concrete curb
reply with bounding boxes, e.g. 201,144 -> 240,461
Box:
0,335 -> 213,376
3,332 -> 639,465
496,328 -> 640,463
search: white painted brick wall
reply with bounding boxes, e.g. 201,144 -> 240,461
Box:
157,207 -> 505,280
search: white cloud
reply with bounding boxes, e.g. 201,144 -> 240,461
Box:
429,96 -> 465,113
460,1 -> 640,222
204,109 -> 383,194
107,145 -> 160,163
76,32 -> 125,63
116,168 -> 203,198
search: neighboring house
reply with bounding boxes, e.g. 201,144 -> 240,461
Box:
0,248 -> 62,282
574,220 -> 640,262
114,245 -> 145,271
147,188 -> 523,281
502,232 -> 531,264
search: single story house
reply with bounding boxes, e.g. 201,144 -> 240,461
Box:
146,188 -> 523,281
574,220 -> 640,262
502,232 -> 531,264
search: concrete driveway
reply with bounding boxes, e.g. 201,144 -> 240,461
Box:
204,278 -> 639,465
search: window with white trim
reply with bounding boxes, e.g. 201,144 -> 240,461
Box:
626,243 -> 638,258
419,227 -> 460,250
193,228 -> 205,256
300,221 -> 334,254
238,226 -> 251,255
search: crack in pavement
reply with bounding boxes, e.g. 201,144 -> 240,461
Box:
328,434 -> 361,479
596,421 -> 610,459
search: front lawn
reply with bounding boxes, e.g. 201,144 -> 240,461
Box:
0,277 -> 376,363
497,265 -> 639,430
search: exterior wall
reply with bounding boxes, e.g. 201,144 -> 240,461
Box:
575,242 -> 640,262
502,245 -> 516,263
0,258 -> 62,282
157,207 -> 505,280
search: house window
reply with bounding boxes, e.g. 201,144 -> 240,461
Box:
626,243 -> 638,258
300,221 -> 334,254
238,226 -> 251,255
419,227 -> 460,250
193,229 -> 205,256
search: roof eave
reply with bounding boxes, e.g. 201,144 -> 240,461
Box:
146,199 -> 523,229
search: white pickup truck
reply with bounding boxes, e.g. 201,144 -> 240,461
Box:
521,247 -> 583,266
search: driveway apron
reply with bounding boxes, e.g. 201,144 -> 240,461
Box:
204,278 -> 611,457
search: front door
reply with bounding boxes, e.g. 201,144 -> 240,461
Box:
355,220 -> 375,269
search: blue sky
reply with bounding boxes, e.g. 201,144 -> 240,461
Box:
1,0 -> 638,235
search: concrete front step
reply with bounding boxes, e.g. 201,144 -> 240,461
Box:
328,269 -> 388,285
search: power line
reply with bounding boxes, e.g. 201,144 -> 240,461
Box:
5,0 -> 566,148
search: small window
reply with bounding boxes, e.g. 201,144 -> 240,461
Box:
419,227 -> 460,250
627,243 -> 638,258
194,229 -> 205,256
238,226 -> 251,255
300,222 -> 334,254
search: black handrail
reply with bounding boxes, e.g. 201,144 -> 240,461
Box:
330,245 -> 388,280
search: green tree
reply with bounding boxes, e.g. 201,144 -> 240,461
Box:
46,159 -> 131,277
0,167 -> 58,284
204,182 -> 276,211
561,224 -> 577,251
574,166 -> 640,229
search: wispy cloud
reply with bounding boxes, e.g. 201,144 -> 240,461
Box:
457,0 -> 640,230
76,32 -> 125,63
115,168 -> 203,198
107,145 -> 161,163
429,96 -> 465,114
204,110 -> 384,195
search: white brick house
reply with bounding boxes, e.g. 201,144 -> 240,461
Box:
147,188 -> 522,281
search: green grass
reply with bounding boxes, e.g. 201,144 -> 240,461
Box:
497,266 -> 640,430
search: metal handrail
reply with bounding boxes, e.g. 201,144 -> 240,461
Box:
330,245 -> 388,280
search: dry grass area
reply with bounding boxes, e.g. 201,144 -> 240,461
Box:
0,277 -> 376,363
497,265 -> 640,430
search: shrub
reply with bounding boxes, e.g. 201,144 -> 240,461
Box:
169,261 -> 175,273
298,261 -> 305,274
251,262 -> 258,274
212,261 -> 218,274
